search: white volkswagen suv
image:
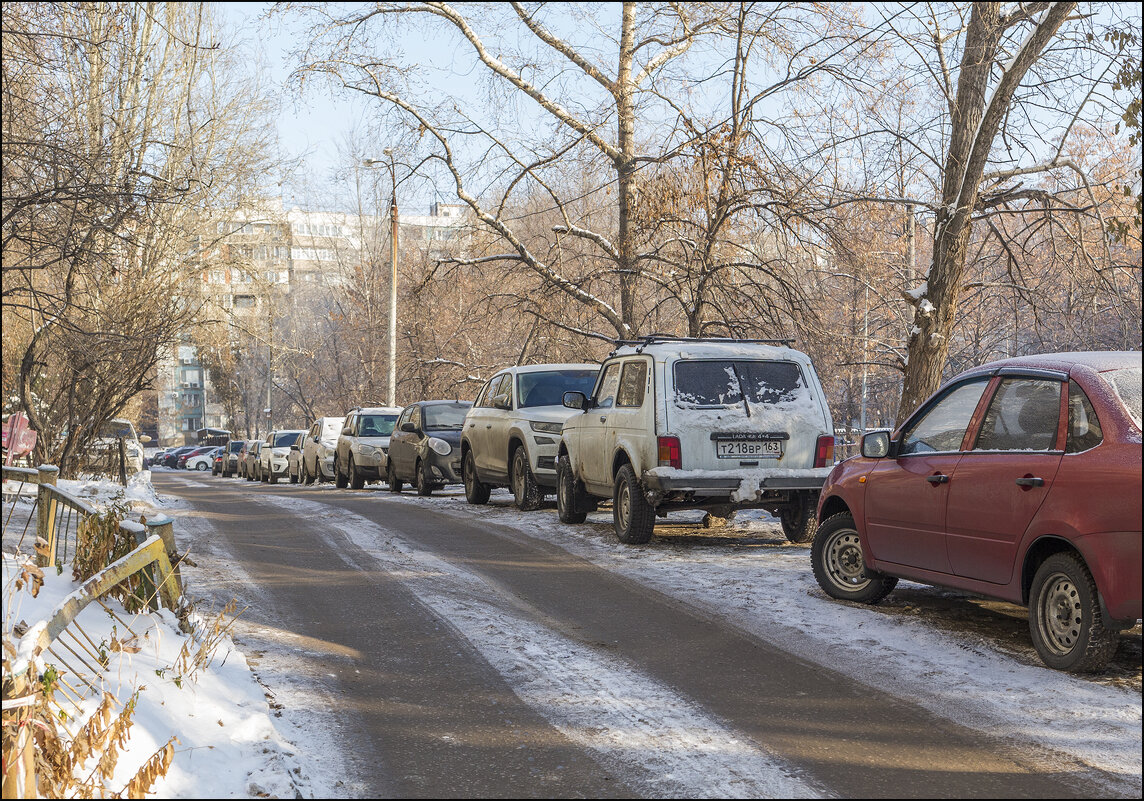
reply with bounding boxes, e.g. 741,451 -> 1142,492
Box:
260,429 -> 306,484
557,337 -> 836,544
461,364 -> 599,510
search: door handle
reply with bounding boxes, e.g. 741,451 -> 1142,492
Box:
1015,476 -> 1045,487
485,424 -> 492,429
925,474 -> 949,485
599,416 -> 608,423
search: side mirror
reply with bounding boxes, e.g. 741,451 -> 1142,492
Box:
312,435 -> 320,443
860,431 -> 891,459
492,394 -> 511,411
342,425 -> 353,436
139,435 -> 152,443
401,421 -> 417,433
562,391 -> 588,411
290,443 -> 300,451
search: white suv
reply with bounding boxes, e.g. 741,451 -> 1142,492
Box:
301,416 -> 345,483
335,406 -> 403,489
260,429 -> 306,484
557,337 -> 835,544
461,364 -> 599,510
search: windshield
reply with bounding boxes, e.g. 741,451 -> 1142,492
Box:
272,431 -> 303,447
1104,366 -> 1142,429
423,403 -> 471,429
517,369 -> 599,408
359,415 -> 398,437
228,441 -> 244,453
674,360 -> 804,406
97,421 -> 137,439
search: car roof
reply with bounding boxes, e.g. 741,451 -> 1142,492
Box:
494,363 -> 599,375
957,351 -> 1140,379
353,407 -> 403,414
412,400 -> 473,407
609,338 -> 807,362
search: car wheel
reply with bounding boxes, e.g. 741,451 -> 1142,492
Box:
613,464 -> 654,544
463,449 -> 491,505
556,454 -> 587,524
779,491 -> 818,544
289,466 -> 298,484
196,462 -> 208,471
349,456 -> 365,490
415,459 -> 433,496
387,459 -> 403,493
261,466 -> 269,483
1029,552 -> 1119,672
511,446 -> 543,512
335,456 -> 349,489
269,468 -> 278,485
811,513 -> 898,604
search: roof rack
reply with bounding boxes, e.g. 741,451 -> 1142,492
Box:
610,334 -> 796,355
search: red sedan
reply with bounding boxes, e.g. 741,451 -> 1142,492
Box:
812,351 -> 1141,672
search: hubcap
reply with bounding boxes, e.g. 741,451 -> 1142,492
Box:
826,529 -> 869,590
617,482 -> 631,530
1038,573 -> 1082,655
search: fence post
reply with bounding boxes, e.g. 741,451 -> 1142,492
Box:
130,528 -> 160,612
35,465 -> 58,568
145,516 -> 182,602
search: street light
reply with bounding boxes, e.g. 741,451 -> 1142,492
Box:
363,151 -> 399,407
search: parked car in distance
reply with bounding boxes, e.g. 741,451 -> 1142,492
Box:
301,417 -> 345,484
235,441 -> 253,479
811,351 -> 1142,673
161,445 -> 198,469
387,401 -> 472,495
85,419 -> 149,474
557,336 -> 836,545
222,439 -> 245,477
185,446 -> 220,471
335,407 -> 403,489
212,449 -> 225,475
243,441 -> 263,481
178,446 -> 213,469
462,364 -> 599,510
260,429 -> 306,484
287,433 -> 306,483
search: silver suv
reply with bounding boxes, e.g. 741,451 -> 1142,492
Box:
461,364 -> 599,510
335,406 -> 403,489
557,337 -> 836,544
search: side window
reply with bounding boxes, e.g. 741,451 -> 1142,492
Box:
397,408 -> 412,430
616,360 -> 648,408
1066,380 -> 1103,453
595,363 -> 623,409
474,378 -> 494,408
410,406 -> 422,430
974,378 -> 1062,451
900,379 -> 989,456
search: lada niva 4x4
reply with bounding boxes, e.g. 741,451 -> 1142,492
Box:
557,337 -> 836,544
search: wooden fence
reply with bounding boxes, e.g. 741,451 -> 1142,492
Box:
2,464 -> 185,798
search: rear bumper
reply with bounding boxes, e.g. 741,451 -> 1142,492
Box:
643,468 -> 830,505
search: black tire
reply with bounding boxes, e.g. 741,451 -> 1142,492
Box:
613,464 -> 655,544
463,449 -> 491,505
335,456 -> 349,489
196,462 -> 209,471
261,465 -> 269,483
349,456 -> 365,490
303,460 -> 315,485
780,492 -> 818,544
511,446 -> 543,511
387,459 -> 403,493
269,468 -> 278,485
415,459 -> 433,496
556,454 -> 587,524
1029,552 -> 1119,672
811,513 -> 898,604
289,466 -> 298,484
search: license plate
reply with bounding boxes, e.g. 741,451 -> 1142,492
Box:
715,439 -> 782,459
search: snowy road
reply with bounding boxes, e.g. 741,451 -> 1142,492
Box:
152,471 -> 1141,799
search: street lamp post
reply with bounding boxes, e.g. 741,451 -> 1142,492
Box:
363,153 -> 399,408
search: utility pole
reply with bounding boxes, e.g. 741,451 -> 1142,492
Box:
363,153 -> 399,408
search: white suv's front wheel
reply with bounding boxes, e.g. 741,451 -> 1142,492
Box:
613,464 -> 655,545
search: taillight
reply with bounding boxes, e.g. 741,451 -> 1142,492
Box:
814,435 -> 835,468
657,436 -> 682,469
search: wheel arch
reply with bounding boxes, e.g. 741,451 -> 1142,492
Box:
818,494 -> 852,526
611,448 -> 633,482
1021,535 -> 1082,605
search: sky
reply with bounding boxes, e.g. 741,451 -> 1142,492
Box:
3,469 -> 1140,798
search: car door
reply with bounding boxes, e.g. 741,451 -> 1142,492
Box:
484,373 -> 515,481
604,358 -> 651,478
863,378 -> 990,574
944,375 -> 1066,584
390,406 -> 418,478
581,362 -> 623,494
468,374 -> 505,477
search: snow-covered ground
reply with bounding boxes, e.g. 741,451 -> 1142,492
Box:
4,470 -> 1141,797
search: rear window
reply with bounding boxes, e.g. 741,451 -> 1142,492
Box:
321,418 -> 344,437
98,421 -> 137,439
517,369 -> 599,408
228,441 -> 244,453
674,360 -> 804,407
1104,367 -> 1142,429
